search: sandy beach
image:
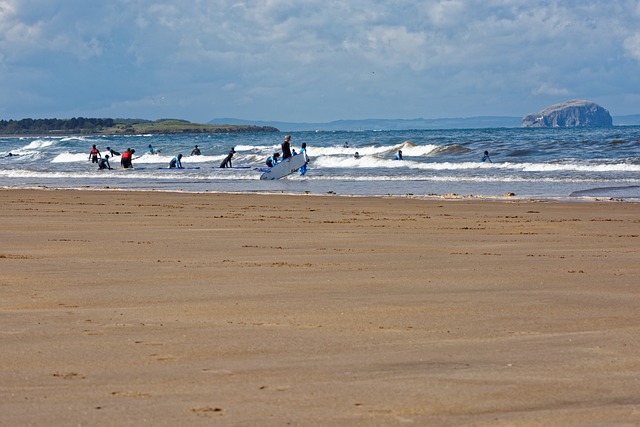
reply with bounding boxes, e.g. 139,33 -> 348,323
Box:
1,189 -> 639,426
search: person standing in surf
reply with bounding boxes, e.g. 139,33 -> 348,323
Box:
299,143 -> 308,176
121,148 -> 133,168
89,145 -> 101,163
281,135 -> 292,159
395,150 -> 403,160
482,150 -> 492,163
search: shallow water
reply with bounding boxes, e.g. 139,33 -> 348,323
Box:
1,127 -> 639,200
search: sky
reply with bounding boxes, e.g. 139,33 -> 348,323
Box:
1,0 -> 640,123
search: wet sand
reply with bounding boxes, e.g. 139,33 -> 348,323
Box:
1,189 -> 639,426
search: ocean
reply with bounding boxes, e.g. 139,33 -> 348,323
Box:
1,127 -> 639,201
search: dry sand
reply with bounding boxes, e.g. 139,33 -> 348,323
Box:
1,189 -> 639,426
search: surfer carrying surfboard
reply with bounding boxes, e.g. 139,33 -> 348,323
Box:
281,135 -> 292,159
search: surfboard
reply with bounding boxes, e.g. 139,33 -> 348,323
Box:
214,166 -> 252,169
157,167 -> 201,170
260,153 -> 309,180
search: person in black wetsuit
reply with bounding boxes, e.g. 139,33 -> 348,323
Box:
98,155 -> 113,170
104,146 -> 120,157
169,154 -> 184,168
220,147 -> 236,168
281,135 -> 292,159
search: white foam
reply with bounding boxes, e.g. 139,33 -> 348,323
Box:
308,141 -> 439,157
22,139 -> 59,150
311,157 -> 640,172
51,152 -> 91,163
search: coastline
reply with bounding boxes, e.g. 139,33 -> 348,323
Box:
2,183 -> 638,204
2,188 -> 640,425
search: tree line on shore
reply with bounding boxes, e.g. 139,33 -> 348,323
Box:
0,117 -> 116,134
0,117 -> 279,135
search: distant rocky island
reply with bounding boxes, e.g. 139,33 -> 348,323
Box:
0,118 -> 279,136
521,100 -> 613,128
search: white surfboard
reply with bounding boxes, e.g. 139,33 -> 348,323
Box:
260,153 -> 309,180
157,166 -> 201,170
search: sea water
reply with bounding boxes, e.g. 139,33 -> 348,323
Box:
1,127 -> 639,200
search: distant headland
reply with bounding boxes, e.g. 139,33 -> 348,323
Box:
210,109 -> 638,132
0,118 -> 279,136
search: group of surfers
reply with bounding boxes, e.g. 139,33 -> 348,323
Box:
88,144 -> 136,170
89,135 -> 310,174
88,138 -> 493,172
167,146 -> 236,169
265,135 -> 308,175
87,143 -> 239,170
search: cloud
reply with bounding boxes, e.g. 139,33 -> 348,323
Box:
532,83 -> 570,97
624,33 -> 640,60
2,0 -> 640,120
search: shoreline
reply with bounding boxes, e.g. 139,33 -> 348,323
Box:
2,188 -> 640,425
1,183 -> 637,204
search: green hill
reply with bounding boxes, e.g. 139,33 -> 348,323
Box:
0,118 -> 279,135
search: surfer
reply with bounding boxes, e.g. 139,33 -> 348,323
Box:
5,152 -> 19,157
89,145 -> 101,163
191,145 -> 201,156
395,150 -> 403,160
482,150 -> 492,163
354,152 -> 360,159
169,154 -> 184,169
220,147 -> 235,168
121,148 -> 133,168
281,135 -> 292,159
148,144 -> 156,155
299,143 -> 308,176
98,155 -> 113,170
266,152 -> 280,168
104,146 -> 120,157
